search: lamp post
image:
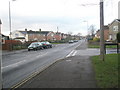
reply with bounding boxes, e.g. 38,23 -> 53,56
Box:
100,0 -> 105,61
9,0 -> 16,51
0,19 -> 2,90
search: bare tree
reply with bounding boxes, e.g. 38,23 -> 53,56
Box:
67,31 -> 73,35
77,33 -> 82,36
88,25 -> 96,38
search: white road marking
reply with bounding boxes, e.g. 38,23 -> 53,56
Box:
72,51 -> 77,56
66,50 -> 75,57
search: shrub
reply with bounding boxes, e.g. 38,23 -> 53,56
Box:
93,37 -> 100,42
116,32 -> 120,43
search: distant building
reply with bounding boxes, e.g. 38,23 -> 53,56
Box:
108,19 -> 120,41
95,25 -> 109,41
54,32 -> 62,41
11,29 -> 55,42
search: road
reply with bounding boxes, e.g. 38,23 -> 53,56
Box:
2,40 -> 85,88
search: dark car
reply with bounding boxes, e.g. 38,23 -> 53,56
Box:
41,41 -> 52,49
28,42 -> 43,51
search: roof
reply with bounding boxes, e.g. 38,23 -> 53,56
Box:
116,19 -> 120,22
104,25 -> 109,30
14,37 -> 25,39
110,19 -> 120,25
2,34 -> 9,37
19,30 -> 51,35
19,31 -> 27,34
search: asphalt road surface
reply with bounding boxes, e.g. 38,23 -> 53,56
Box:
2,40 -> 85,88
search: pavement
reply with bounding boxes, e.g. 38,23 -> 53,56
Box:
2,49 -> 28,56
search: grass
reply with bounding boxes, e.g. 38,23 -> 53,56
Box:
88,44 -> 118,48
91,54 -> 119,88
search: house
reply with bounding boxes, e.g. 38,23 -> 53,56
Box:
108,19 -> 120,41
54,32 -> 62,41
11,29 -> 55,42
61,33 -> 67,40
95,25 -> 109,41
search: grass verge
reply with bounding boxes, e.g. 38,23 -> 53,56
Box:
88,44 -> 118,48
91,54 -> 119,88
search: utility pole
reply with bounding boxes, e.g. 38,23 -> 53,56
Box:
100,0 -> 105,61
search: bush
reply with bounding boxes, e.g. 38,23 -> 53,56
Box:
93,37 -> 100,42
116,32 -> 120,43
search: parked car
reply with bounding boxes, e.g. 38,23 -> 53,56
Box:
41,41 -> 52,49
68,40 -> 74,43
73,40 -> 78,42
28,42 -> 43,51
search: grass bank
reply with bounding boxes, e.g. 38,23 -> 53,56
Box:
91,54 -> 119,88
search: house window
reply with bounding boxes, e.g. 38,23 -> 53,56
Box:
51,33 -> 54,37
113,26 -> 118,31
15,33 -> 19,37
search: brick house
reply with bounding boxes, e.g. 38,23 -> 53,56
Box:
95,25 -> 109,41
108,19 -> 120,41
11,29 -> 55,42
54,32 -> 62,41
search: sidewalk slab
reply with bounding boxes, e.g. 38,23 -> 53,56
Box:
19,55 -> 97,88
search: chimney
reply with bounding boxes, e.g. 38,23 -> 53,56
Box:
25,28 -> 27,32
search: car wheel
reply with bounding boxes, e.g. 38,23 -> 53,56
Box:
41,47 -> 44,50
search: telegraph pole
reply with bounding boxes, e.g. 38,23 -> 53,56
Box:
100,0 -> 105,61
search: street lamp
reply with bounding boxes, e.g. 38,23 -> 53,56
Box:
9,0 -> 16,50
0,19 -> 2,90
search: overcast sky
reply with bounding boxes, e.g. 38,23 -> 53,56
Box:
0,0 -> 119,36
